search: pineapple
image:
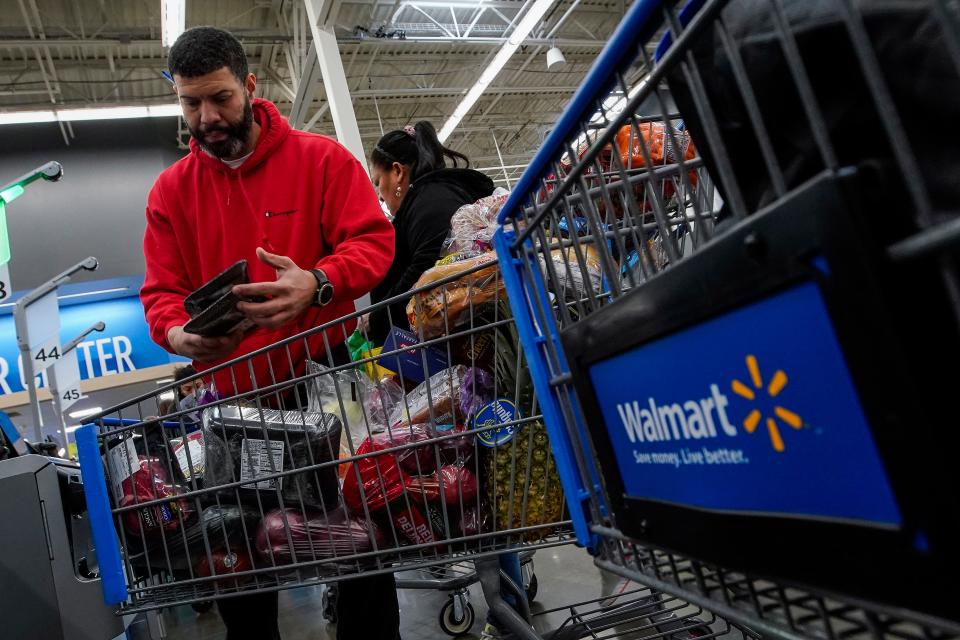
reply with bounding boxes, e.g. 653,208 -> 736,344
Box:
485,300 -> 565,540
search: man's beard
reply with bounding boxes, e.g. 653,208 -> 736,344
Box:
190,98 -> 254,159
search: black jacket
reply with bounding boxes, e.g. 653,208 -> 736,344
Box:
369,168 -> 494,343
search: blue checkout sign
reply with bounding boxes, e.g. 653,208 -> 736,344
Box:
0,295 -> 183,396
588,282 -> 902,526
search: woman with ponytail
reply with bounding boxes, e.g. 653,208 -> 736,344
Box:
366,121 -> 494,342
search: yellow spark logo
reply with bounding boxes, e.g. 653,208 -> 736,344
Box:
731,355 -> 804,453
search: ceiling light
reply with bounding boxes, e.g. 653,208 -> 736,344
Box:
438,0 -> 555,143
59,287 -> 131,300
0,110 -> 56,125
546,46 -> 566,69
68,406 -> 102,419
59,104 -> 181,122
0,104 -> 180,126
161,0 -> 186,48
156,378 -> 175,385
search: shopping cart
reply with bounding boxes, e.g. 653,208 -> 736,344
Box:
75,254 -> 572,637
494,0 -> 960,638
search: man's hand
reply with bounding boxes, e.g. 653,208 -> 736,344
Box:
233,247 -> 317,330
167,325 -> 244,363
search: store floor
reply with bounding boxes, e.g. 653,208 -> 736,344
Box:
157,543 -> 615,640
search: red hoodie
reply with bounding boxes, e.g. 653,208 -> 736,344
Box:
141,98 -> 394,394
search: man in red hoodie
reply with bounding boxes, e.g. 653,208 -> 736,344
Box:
141,27 -> 400,640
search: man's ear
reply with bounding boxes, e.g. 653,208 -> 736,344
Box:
245,72 -> 257,99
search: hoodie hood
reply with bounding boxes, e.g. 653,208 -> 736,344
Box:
189,98 -> 292,175
410,168 -> 495,202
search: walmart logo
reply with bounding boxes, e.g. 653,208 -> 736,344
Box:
615,354 -> 808,454
730,355 -> 804,453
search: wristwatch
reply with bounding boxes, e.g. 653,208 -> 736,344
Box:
308,269 -> 335,307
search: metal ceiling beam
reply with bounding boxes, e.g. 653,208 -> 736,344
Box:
340,35 -> 604,47
350,84 -> 578,97
0,51 -> 598,77
263,65 -> 297,101
257,0 -> 287,88
303,0 -> 365,165
0,35 -> 606,49
288,46 -> 322,127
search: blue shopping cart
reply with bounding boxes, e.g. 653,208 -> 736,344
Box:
494,0 -> 960,638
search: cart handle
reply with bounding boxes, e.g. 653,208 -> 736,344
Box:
76,423 -> 128,605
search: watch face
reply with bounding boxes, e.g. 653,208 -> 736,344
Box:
319,283 -> 334,305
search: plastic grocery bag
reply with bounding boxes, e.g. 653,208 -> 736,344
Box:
306,360 -> 406,478
346,329 -> 395,381
306,361 -> 367,430
389,364 -> 468,428
255,507 -> 386,565
117,454 -> 192,537
170,504 -> 261,556
341,433 -> 408,515
405,463 -> 479,506
406,253 -> 505,339
540,242 -> 603,301
441,189 -> 510,258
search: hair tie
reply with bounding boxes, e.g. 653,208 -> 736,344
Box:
403,125 -> 416,138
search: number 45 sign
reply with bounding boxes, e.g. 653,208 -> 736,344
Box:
49,348 -> 83,411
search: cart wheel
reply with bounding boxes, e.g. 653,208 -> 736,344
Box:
525,572 -> 539,603
322,584 -> 338,624
438,597 -> 475,636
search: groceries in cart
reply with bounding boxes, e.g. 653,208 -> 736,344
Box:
201,405 -> 343,511
541,241 -> 604,301
195,548 -> 255,585
256,506 -> 385,565
116,453 -> 192,537
442,188 -> 510,257
406,252 -> 505,339
390,364 -> 468,428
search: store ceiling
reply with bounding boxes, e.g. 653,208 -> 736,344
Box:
0,0 -> 631,184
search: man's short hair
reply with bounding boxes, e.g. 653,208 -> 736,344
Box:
168,26 -> 248,82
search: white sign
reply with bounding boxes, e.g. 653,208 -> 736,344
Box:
0,263 -> 10,302
30,335 -> 62,373
24,290 -> 61,373
52,348 -> 83,410
105,436 -> 139,502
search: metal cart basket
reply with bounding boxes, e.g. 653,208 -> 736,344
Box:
76,255 -> 573,633
493,0 -> 960,638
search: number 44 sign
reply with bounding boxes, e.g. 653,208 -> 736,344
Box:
23,290 -> 62,374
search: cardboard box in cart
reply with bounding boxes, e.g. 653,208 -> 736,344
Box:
379,327 -> 450,384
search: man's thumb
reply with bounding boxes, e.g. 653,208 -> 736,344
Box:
256,247 -> 291,272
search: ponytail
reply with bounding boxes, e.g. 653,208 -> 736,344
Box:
371,120 -> 470,182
